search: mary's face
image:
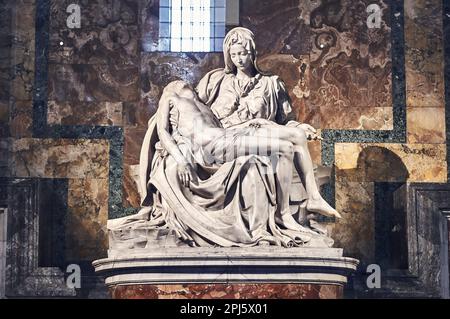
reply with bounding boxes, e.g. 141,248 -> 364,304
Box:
229,44 -> 253,72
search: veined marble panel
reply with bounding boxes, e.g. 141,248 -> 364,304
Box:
8,138 -> 109,179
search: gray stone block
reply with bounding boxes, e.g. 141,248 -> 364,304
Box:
394,183 -> 450,298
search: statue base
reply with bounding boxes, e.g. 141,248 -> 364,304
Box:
109,283 -> 344,299
93,247 -> 358,299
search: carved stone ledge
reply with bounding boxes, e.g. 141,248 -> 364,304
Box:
93,247 -> 358,299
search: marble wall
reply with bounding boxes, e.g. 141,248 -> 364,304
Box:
329,0 -> 447,266
0,0 -> 448,285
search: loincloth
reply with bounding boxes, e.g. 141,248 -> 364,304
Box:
203,126 -> 259,165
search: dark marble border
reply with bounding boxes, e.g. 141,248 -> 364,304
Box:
321,0 -> 407,205
33,0 -> 133,218
444,0 -> 450,183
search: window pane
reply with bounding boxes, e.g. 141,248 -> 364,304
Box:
171,38 -> 181,52
214,38 -> 223,51
214,7 -> 225,23
159,7 -> 171,22
182,38 -> 192,51
181,3 -> 191,41
160,0 -> 171,7
210,23 -> 215,37
214,23 -> 225,38
171,9 -> 181,24
172,0 -> 181,10
171,21 -> 181,38
214,0 -> 225,8
160,22 -> 171,37
210,6 -> 215,21
202,36 -> 210,52
159,0 -> 226,52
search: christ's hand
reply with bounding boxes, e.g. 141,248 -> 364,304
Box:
299,123 -> 322,141
177,162 -> 196,187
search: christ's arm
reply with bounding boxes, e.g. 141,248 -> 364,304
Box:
156,96 -> 195,187
157,97 -> 186,164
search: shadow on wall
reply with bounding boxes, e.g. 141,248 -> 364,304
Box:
341,146 -> 409,182
334,146 -> 409,269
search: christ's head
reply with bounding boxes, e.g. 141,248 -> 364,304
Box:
162,80 -> 196,101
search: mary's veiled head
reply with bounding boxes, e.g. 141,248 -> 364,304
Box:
223,27 -> 262,74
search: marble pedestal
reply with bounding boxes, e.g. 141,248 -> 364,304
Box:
93,247 -> 359,299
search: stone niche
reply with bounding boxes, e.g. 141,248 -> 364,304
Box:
0,178 -> 110,298
392,183 -> 450,299
0,178 -> 76,297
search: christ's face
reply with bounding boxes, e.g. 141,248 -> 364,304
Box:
229,44 -> 252,71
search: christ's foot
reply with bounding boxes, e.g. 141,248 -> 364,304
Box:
276,212 -> 318,234
306,198 -> 342,219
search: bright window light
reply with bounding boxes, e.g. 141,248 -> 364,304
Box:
159,0 -> 225,52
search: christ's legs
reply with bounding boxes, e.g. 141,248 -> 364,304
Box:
252,125 -> 342,219
231,136 -> 304,232
231,134 -> 335,233
234,136 -> 294,215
